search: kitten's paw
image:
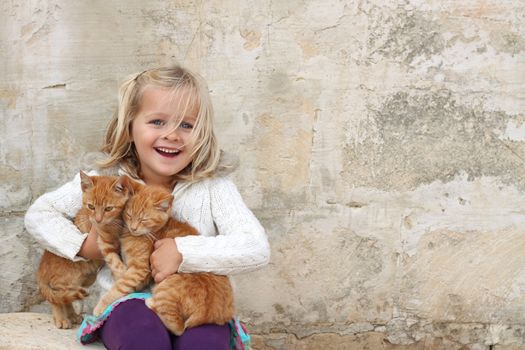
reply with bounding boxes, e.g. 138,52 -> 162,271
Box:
93,301 -> 108,317
70,312 -> 83,325
93,291 -> 122,316
78,287 -> 89,298
168,321 -> 185,336
112,265 -> 127,280
53,315 -> 73,329
107,255 -> 127,279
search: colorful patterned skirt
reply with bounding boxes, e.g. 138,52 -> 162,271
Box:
77,292 -> 251,350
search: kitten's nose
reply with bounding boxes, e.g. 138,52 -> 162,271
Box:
95,214 -> 103,223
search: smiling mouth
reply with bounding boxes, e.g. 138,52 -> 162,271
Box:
155,147 -> 181,157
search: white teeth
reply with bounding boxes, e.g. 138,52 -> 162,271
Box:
157,147 -> 180,154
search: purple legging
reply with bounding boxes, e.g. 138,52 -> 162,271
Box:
98,298 -> 231,350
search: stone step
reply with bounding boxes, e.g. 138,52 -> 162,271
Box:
0,312 -> 104,350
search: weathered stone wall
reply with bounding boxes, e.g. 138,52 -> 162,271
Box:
1,1 -> 524,349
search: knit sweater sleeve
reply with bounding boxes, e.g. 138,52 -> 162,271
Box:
24,172 -> 89,261
176,176 -> 270,275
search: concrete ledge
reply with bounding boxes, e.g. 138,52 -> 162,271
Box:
0,313 -> 104,350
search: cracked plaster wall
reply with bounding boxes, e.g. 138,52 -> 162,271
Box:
1,1 -> 525,349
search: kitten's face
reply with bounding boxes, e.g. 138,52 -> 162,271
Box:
80,172 -> 130,226
123,184 -> 174,237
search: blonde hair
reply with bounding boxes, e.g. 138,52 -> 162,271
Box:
99,64 -> 222,183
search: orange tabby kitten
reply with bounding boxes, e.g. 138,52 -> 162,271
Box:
128,183 -> 234,335
93,177 -> 154,315
79,172 -> 130,280
37,172 -> 129,328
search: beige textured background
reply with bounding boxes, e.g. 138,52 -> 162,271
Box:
1,1 -> 525,349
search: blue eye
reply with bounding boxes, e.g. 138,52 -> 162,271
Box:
180,122 -> 193,129
150,119 -> 165,126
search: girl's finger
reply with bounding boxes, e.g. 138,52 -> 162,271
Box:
154,272 -> 165,283
154,239 -> 164,249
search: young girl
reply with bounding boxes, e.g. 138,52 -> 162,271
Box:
24,65 -> 270,350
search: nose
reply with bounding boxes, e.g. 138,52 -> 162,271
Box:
162,127 -> 181,141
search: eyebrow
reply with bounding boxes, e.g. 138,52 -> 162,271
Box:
143,112 -> 196,122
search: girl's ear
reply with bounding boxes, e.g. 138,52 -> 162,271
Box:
128,122 -> 134,142
155,195 -> 174,212
80,171 -> 94,192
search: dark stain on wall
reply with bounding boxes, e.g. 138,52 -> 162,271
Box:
365,4 -> 446,64
489,30 -> 525,55
344,89 -> 525,191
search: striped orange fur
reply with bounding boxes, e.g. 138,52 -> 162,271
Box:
79,172 -> 131,280
92,177 -> 154,315
37,172 -> 130,328
104,181 -> 234,334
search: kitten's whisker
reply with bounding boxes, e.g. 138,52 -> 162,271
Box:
109,221 -> 125,230
76,218 -> 89,226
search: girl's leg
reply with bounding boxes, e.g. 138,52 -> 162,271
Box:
98,298 -> 172,350
172,323 -> 231,350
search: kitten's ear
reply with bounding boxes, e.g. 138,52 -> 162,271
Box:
114,176 -> 129,195
80,171 -> 94,192
117,175 -> 143,195
155,195 -> 174,212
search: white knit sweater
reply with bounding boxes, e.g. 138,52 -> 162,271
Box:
25,169 -> 270,292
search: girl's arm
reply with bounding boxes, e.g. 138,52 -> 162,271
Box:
78,225 -> 104,260
175,176 -> 270,275
24,172 -> 91,261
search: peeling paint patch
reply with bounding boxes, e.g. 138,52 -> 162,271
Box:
297,37 -> 320,59
0,89 -> 20,109
0,183 -> 32,210
490,30 -> 525,55
240,29 -> 261,51
343,89 -> 525,191
402,227 -> 525,323
252,111 -> 313,203
269,221 -> 391,324
365,5 -> 445,64
0,217 -> 40,312
500,120 -> 525,141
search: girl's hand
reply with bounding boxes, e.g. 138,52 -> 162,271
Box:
150,238 -> 182,283
78,225 -> 104,260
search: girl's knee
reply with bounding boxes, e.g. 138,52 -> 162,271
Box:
173,323 -> 230,350
99,299 -> 172,350
103,323 -> 172,350
133,319 -> 171,349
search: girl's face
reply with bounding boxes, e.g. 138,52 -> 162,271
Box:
130,87 -> 198,188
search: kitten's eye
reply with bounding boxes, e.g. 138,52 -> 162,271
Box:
105,207 -> 113,212
88,204 -> 95,210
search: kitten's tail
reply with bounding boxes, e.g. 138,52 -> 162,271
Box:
38,282 -> 88,305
